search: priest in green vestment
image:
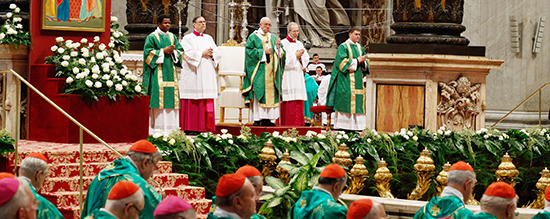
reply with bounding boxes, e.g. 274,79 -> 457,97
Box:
326,26 -> 369,131
207,174 -> 259,219
414,161 -> 475,219
143,14 -> 184,133
465,182 -> 518,219
81,140 -> 162,219
242,17 -> 286,126
532,187 -> 550,219
18,153 -> 64,219
290,164 -> 347,219
84,181 -> 145,219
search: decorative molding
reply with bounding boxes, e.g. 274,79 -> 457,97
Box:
437,76 -> 481,131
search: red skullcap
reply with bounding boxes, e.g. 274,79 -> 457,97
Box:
27,152 -> 48,163
235,165 -> 261,177
216,174 -> 246,197
545,185 -> 550,201
107,181 -> 140,200
320,164 -> 346,179
347,199 -> 373,219
484,181 -> 516,199
0,172 -> 15,180
449,161 -> 474,172
129,140 -> 157,153
154,196 -> 194,216
0,178 -> 20,206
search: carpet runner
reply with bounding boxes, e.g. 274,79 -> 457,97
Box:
5,140 -> 211,219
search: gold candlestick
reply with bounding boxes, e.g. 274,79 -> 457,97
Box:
527,167 -> 550,209
276,150 -> 291,184
435,162 -> 451,196
259,140 -> 277,180
333,143 -> 353,168
374,158 -> 394,198
495,152 -> 519,188
408,148 -> 436,200
344,155 -> 369,194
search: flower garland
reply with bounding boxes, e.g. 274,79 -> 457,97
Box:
0,4 -> 31,48
45,36 -> 144,101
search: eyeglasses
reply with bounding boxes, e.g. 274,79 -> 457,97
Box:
127,203 -> 142,214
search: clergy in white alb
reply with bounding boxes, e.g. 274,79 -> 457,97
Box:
280,22 -> 309,126
179,16 -> 222,133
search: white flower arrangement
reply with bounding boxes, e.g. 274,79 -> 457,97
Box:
0,4 -> 30,48
110,16 -> 130,52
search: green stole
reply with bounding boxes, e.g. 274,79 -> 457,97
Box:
414,196 -> 473,219
83,209 -> 118,219
81,157 -> 162,219
290,189 -> 347,219
532,211 -> 550,219
326,42 -> 369,114
24,180 -> 64,219
304,73 -> 319,119
242,32 -> 286,107
143,31 -> 184,109
465,212 -> 499,219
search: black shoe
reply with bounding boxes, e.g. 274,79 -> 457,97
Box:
261,119 -> 276,126
253,121 -> 262,126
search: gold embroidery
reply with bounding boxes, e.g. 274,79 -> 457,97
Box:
430,204 -> 441,216
299,198 -> 307,208
344,43 -> 365,114
157,65 -> 164,108
339,58 -> 349,72
146,50 -> 157,65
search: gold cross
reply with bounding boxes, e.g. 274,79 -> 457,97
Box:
430,204 -> 441,216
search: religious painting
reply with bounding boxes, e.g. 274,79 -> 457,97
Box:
41,0 -> 107,32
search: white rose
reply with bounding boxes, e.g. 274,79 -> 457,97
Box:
92,74 -> 99,79
7,28 -> 16,35
113,32 -> 120,38
168,138 -> 176,145
75,73 -> 83,79
62,55 -> 70,60
272,131 -> 280,138
80,48 -> 88,53
99,44 -> 106,51
115,84 -> 123,91
78,58 -> 86,65
14,17 -> 22,22
108,61 -> 114,66
66,77 -> 74,84
50,45 -> 58,52
120,69 -> 127,75
14,8 -> 20,13
94,36 -> 100,42
102,74 -> 110,80
444,130 -> 451,136
134,85 -> 142,93
108,42 -> 115,48
57,47 -> 65,53
122,80 -> 128,86
96,53 -> 104,60
110,37 -> 115,42
72,67 -> 79,74
6,13 -> 12,18
110,70 -> 117,75
101,63 -> 109,69
228,139 -> 234,144
403,135 -> 409,140
498,136 -> 504,141
221,129 -> 228,134
56,37 -> 64,42
85,80 -> 93,87
61,61 -> 69,67
367,138 -> 372,143
115,58 -> 123,64
9,4 -> 16,9
82,52 -> 89,58
152,132 -> 162,138
105,57 -> 112,62
90,57 -> 96,63
484,135 -> 489,139
102,67 -> 110,73
0,33 -> 5,40
125,74 -> 132,80
81,38 -> 88,44
111,16 -> 118,22
66,40 -> 73,45
114,76 -> 121,80
16,24 -> 22,29
88,43 -> 94,47
413,136 -> 418,141
94,81 -> 102,88
106,80 -> 113,87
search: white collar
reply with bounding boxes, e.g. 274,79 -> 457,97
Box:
345,39 -> 357,45
100,208 -> 120,219
20,176 -> 37,191
124,156 -> 138,169
213,207 -> 242,219
154,27 -> 170,36
312,186 -> 333,198
441,186 -> 465,203
544,206 -> 550,212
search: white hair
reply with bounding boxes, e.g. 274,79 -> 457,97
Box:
247,176 -> 262,189
260,17 -> 270,24
480,194 -> 518,213
105,187 -> 145,214
154,209 -> 196,219
364,200 -> 383,219
287,22 -> 298,31
0,178 -> 32,219
447,170 -> 476,186
19,157 -> 49,177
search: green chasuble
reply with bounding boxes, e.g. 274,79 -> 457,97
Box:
242,31 -> 286,107
24,180 -> 64,219
465,212 -> 498,219
290,189 -> 347,219
532,211 -> 550,219
414,196 -> 473,219
143,31 -> 184,109
326,42 -> 369,114
304,73 -> 319,119
81,157 -> 162,219
206,212 -> 233,219
83,209 -> 118,219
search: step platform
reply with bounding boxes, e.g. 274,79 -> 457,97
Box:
215,124 -> 322,136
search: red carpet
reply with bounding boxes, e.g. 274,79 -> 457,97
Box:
5,140 -> 211,219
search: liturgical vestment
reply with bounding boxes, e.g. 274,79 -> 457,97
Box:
465,212 -> 498,219
279,36 -> 309,126
81,157 -> 161,219
326,39 -> 369,131
83,209 -> 118,219
532,210 -> 550,219
179,30 -> 221,132
290,187 -> 347,219
242,29 -> 286,121
21,177 -> 64,219
143,27 -> 184,133
414,196 -> 473,219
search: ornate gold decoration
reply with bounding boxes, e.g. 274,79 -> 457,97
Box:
332,143 -> 353,168
435,162 -> 451,196
437,76 -> 481,131
276,150 -> 291,184
526,167 -> 550,209
259,140 -> 277,180
374,158 -> 394,198
344,155 -> 369,194
221,38 -> 243,47
408,148 -> 436,200
495,152 -> 519,188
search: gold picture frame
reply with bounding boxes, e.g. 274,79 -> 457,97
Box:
41,0 -> 106,32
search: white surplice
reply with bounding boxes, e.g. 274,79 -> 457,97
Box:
281,38 -> 309,101
179,32 -> 222,99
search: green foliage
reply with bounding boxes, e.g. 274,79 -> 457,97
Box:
0,4 -> 31,48
110,17 -> 130,53
0,129 -> 15,156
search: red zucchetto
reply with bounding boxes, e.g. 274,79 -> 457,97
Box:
347,199 -> 373,219
449,161 -> 474,172
0,172 -> 15,180
484,181 -> 516,199
320,164 -> 346,178
216,174 -> 246,197
107,181 -> 140,200
27,152 -> 48,163
129,140 -> 157,153
235,165 -> 261,177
